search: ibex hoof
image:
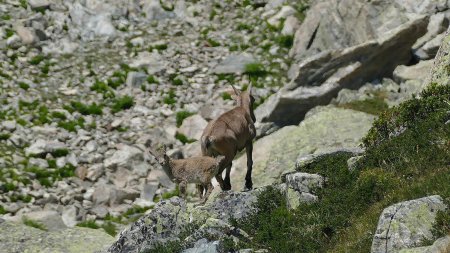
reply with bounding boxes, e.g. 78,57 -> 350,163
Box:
242,186 -> 253,192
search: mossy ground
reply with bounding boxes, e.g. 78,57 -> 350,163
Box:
228,84 -> 450,253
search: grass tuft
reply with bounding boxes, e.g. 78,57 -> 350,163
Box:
22,216 -> 47,231
111,96 -> 134,113
175,111 -> 195,127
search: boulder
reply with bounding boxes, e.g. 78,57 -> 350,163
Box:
371,195 -> 446,253
257,16 -> 428,126
290,0 -> 444,59
413,13 -> 449,59
0,220 -> 114,253
232,106 -> 375,190
393,60 -> 434,83
28,0 -> 50,10
126,72 -> 147,88
103,145 -> 144,170
68,2 -> 116,41
177,115 -> 208,141
16,26 -> 36,44
414,33 -> 446,60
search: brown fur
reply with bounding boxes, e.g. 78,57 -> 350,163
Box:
200,84 -> 256,191
149,146 -> 225,203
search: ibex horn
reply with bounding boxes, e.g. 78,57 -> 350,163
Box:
230,84 -> 240,96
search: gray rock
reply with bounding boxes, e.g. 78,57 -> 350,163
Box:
86,163 -> 104,181
0,220 -> 114,253
413,13 -> 449,56
286,189 -> 318,210
257,16 -> 428,126
28,0 -> 50,10
371,195 -> 446,253
281,16 -> 300,36
398,235 -> 450,253
1,120 -> 16,131
414,33 -> 446,60
347,155 -> 363,171
42,38 -> 79,55
141,182 -> 159,202
16,26 -> 36,44
68,3 -> 116,41
25,139 -> 67,156
211,53 -> 256,74
267,6 -> 296,26
393,60 -> 434,84
284,172 -> 324,193
177,114 -> 208,141
15,211 -> 66,231
430,27 -> 450,86
28,158 -> 48,168
103,145 -> 144,170
91,205 -> 109,219
126,72 -> 148,88
62,205 -> 77,228
183,239 -> 220,253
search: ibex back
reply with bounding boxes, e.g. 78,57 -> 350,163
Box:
200,84 -> 256,191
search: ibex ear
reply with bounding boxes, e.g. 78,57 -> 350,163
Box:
230,84 -> 240,96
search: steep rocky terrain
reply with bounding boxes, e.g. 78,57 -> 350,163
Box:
0,0 -> 449,252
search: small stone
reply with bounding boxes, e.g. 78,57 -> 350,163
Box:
62,206 -> 77,228
75,166 -> 87,180
126,72 -> 147,87
28,0 -> 50,10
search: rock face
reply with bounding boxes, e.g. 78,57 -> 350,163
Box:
0,220 -> 114,253
232,106 -> 375,190
430,27 -> 450,86
371,195 -> 447,253
107,188 -> 264,253
256,16 -> 428,126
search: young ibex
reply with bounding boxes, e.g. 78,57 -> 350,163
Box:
200,84 -> 256,191
148,145 -> 225,203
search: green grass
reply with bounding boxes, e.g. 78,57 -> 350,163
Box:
230,84 -> 450,253
91,80 -> 115,98
175,111 -> 195,127
221,92 -> 232,100
338,97 -> 389,115
51,111 -> 67,120
24,165 -> 75,187
171,77 -> 183,86
206,38 -> 221,47
0,205 -> 6,214
77,220 -> 100,229
111,95 -> 134,113
22,216 -> 47,231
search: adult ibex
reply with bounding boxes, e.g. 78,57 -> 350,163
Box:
200,84 -> 256,191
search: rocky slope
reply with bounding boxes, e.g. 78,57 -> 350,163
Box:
0,0 -> 449,252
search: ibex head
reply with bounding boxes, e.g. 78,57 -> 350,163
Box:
148,144 -> 168,165
230,84 -> 256,122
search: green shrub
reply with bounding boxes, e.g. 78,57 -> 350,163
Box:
431,199 -> 450,239
91,80 -> 115,98
206,38 -> 221,47
171,77 -> 183,86
0,133 -> 11,140
111,95 -> 134,113
18,82 -> 30,90
244,62 -> 267,77
58,118 -> 85,132
65,101 -> 103,115
163,90 -> 177,105
175,111 -> 195,127
147,75 -> 159,84
5,28 -> 14,38
175,132 -> 196,144
276,35 -> 294,48
22,216 -> 47,231
51,148 -> 69,158
29,55 -> 45,65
